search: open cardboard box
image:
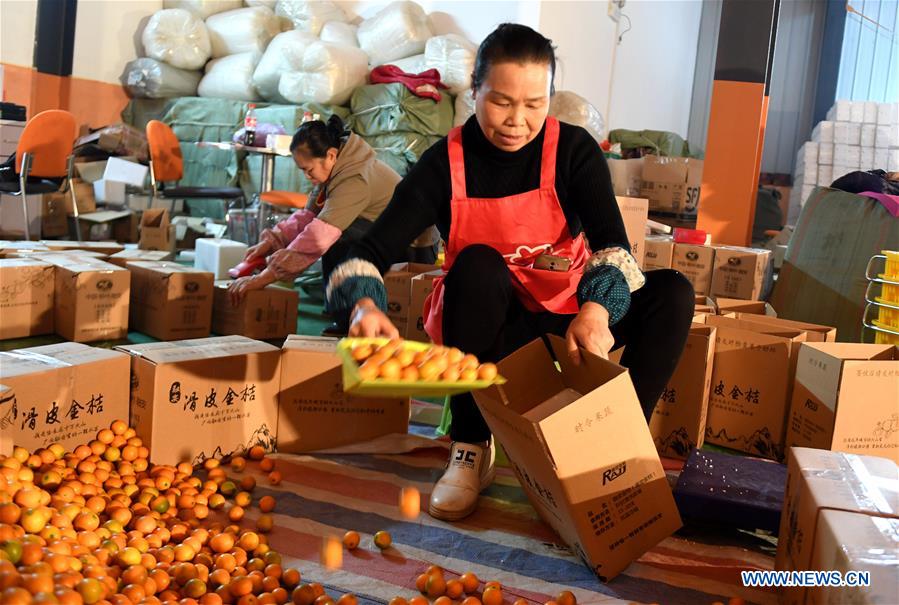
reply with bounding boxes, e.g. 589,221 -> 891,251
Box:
384,262 -> 441,337
129,261 -> 214,341
715,297 -> 777,316
786,342 -> 898,463
473,335 -> 681,581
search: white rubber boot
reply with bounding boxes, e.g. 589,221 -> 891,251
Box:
428,439 -> 496,521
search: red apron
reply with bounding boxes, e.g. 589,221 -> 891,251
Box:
422,117 -> 591,344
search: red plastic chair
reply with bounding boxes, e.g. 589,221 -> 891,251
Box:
0,110 -> 78,240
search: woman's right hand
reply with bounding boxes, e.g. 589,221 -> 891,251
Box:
349,298 -> 400,338
245,240 -> 274,262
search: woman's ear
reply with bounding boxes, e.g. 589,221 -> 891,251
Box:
327,147 -> 339,163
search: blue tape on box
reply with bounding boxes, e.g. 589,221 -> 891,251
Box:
673,448 -> 787,532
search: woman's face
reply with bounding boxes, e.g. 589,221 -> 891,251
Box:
474,61 -> 552,152
292,147 -> 337,186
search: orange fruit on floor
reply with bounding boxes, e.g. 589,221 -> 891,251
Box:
258,497 -> 276,513
482,587 -> 503,605
372,531 -> 391,550
341,532 -> 359,551
556,591 -> 576,605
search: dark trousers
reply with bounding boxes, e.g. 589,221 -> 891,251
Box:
443,244 -> 695,443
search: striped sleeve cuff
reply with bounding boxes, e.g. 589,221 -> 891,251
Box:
325,259 -> 388,315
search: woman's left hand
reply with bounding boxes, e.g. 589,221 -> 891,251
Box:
566,301 -> 615,364
229,270 -> 277,306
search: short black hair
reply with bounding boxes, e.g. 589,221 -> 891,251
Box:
471,23 -> 556,94
289,114 -> 348,157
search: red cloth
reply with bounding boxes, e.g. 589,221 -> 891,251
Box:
369,65 -> 448,102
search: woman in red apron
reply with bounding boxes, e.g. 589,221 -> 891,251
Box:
326,24 -> 694,521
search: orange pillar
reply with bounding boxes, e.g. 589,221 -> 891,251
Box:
697,0 -> 780,246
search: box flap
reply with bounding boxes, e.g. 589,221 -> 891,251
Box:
0,342 -> 126,378
282,335 -> 339,354
128,261 -> 210,275
0,258 -> 53,269
77,210 -> 133,224
701,314 -> 806,340
116,335 -> 278,364
110,249 -> 171,261
141,208 -> 169,228
213,280 -> 294,294
487,338 -> 567,414
103,157 -> 148,187
732,313 -> 836,338
39,255 -> 126,272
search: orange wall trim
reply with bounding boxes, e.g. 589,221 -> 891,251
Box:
696,80 -> 768,246
2,63 -> 130,130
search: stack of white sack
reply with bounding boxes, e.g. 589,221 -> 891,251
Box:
205,6 -> 281,58
198,52 -> 262,101
121,58 -> 202,98
142,8 -> 211,70
163,0 -> 242,19
454,90 -> 475,127
357,1 -> 431,66
320,21 -> 359,48
252,30 -> 318,103
423,34 -> 476,94
549,91 -> 605,142
275,0 -> 348,35
278,41 -> 370,106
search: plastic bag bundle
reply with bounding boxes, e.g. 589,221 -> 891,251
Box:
198,52 -> 262,101
275,0 -> 348,35
549,90 -> 605,142
453,89 -> 475,127
357,1 -> 431,65
205,6 -> 280,58
252,30 -> 317,102
320,21 -> 359,47
163,0 -> 242,19
245,0 -> 277,8
142,8 -> 211,70
121,58 -> 201,99
351,83 -> 454,137
278,41 -> 369,106
424,34 -> 476,94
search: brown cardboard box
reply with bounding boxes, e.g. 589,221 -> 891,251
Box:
140,208 -> 176,253
710,246 -> 772,300
0,194 -> 43,239
0,259 -> 55,339
730,313 -> 836,342
694,295 -> 716,315
615,196 -> 648,269
649,324 -> 715,460
43,178 -> 96,216
715,298 -> 776,316
28,251 -> 109,262
277,336 -> 410,452
407,270 -> 441,342
108,249 -> 174,268
117,336 -> 280,466
383,262 -> 441,337
0,241 -> 51,256
807,510 -> 899,605
41,240 -> 125,256
0,342 -> 130,456
41,255 -> 130,342
786,343 -> 898,464
212,281 -> 298,341
644,236 -> 674,271
473,335 -> 682,581
607,158 -> 644,197
71,210 -> 138,244
129,262 -> 214,341
640,155 -> 703,216
41,194 -> 69,238
775,447 -> 899,605
672,244 -> 715,296
697,314 -> 808,460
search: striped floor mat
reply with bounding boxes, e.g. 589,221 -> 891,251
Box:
243,401 -> 778,605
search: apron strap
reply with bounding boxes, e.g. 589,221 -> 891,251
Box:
540,117 -> 560,191
447,126 -> 467,199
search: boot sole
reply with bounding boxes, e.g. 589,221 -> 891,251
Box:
428,466 -> 496,522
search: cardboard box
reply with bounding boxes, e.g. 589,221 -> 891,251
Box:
649,324 -> 715,460
139,208 -> 176,253
615,196 -> 648,269
607,158 -> 643,197
107,248 -> 173,267
697,314 -> 808,460
0,342 -> 130,456
383,262 -> 441,337
277,336 -> 410,452
212,281 -> 298,341
710,246 -> 772,300
42,240 -> 125,256
70,210 -> 138,244
640,155 -> 703,216
74,160 -> 107,183
786,342 -> 898,464
715,298 -> 776,316
0,259 -> 55,339
0,194 -> 43,239
0,241 -> 50,256
807,510 -> 899,605
694,294 -> 716,315
195,238 -> 248,279
93,180 -> 127,205
407,270 -> 441,342
129,261 -> 214,341
775,447 -> 899,605
671,244 -> 715,296
730,313 -> 836,342
472,335 -> 682,581
644,236 -> 675,271
117,336 -> 280,466
41,194 -> 68,238
41,255 -> 130,342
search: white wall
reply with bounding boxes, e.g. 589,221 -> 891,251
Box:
0,0 -> 38,67
73,0 -> 163,84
